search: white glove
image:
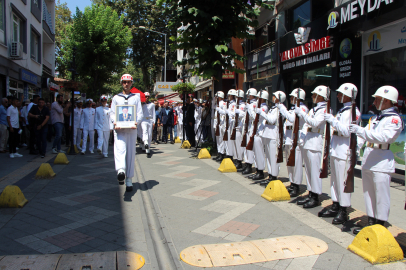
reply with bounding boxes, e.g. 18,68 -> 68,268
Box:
349,124 -> 361,133
235,109 -> 241,114
294,107 -> 305,118
256,108 -> 262,114
276,103 -> 282,109
324,113 -> 334,123
216,107 -> 219,112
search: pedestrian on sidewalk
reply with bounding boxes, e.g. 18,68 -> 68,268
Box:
7,97 -> 22,158
20,99 -> 30,148
63,101 -> 72,147
152,100 -> 161,144
160,101 -> 174,144
70,100 -> 83,151
95,96 -> 111,157
0,98 -> 9,153
27,95 -> 39,154
80,99 -> 96,154
51,94 -> 65,154
185,96 -> 196,147
29,98 -> 50,158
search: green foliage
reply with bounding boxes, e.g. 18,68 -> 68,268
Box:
55,1 -> 73,78
171,82 -> 195,95
60,4 -> 131,99
159,0 -> 273,85
103,62 -> 145,96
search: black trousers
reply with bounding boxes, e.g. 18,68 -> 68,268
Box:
8,127 -> 19,154
152,123 -> 158,143
163,124 -> 173,142
29,124 -> 37,151
185,124 -> 195,147
36,126 -> 48,156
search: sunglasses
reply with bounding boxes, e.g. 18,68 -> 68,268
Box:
122,81 -> 132,84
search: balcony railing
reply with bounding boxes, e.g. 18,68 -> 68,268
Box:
43,2 -> 54,35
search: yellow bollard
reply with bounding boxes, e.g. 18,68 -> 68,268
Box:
0,186 -> 28,208
261,180 -> 291,201
35,163 -> 56,179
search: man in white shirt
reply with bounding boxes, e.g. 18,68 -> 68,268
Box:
51,94 -> 65,153
70,100 -> 83,152
80,99 -> 96,154
21,99 -> 30,148
95,96 -> 111,157
27,95 -> 39,154
7,97 -> 22,158
141,92 -> 155,155
110,74 -> 143,192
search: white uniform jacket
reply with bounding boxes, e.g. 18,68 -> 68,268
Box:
280,103 -> 308,146
356,107 -> 403,173
142,103 -> 155,124
301,101 -> 329,152
95,106 -> 111,132
226,100 -> 237,128
247,99 -> 258,133
70,108 -> 82,128
110,93 -> 143,125
177,106 -> 183,125
216,101 -> 227,128
234,101 -> 246,130
80,108 -> 96,130
255,103 -> 269,136
330,102 -> 361,160
260,104 -> 279,139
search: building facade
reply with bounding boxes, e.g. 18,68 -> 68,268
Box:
0,0 -> 56,101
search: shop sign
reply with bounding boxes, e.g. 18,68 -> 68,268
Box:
222,70 -> 235,79
327,0 -> 394,29
279,35 -> 332,62
155,82 -> 179,94
363,19 -> 406,56
339,38 -> 353,78
20,69 -> 38,85
282,52 -> 331,71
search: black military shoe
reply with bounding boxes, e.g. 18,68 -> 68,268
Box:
318,202 -> 340,217
289,184 -> 299,197
212,154 -> 219,160
117,170 -> 125,185
241,163 -> 253,175
237,163 -> 247,172
297,193 -> 311,205
252,170 -> 265,181
287,184 -> 294,191
332,207 -> 348,225
268,175 -> 278,181
303,193 -> 320,208
375,219 -> 385,226
353,216 -> 376,234
218,154 -> 225,163
235,160 -> 242,169
126,186 -> 133,192
215,153 -> 223,162
259,179 -> 270,186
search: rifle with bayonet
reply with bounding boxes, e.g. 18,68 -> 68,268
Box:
286,95 -> 300,166
319,87 -> 331,178
246,92 -> 263,151
223,99 -> 230,141
230,96 -> 241,140
241,101 -> 250,147
344,88 -> 357,193
277,93 -> 284,163
215,96 -> 220,137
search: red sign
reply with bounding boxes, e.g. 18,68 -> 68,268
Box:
279,36 -> 331,62
222,70 -> 235,79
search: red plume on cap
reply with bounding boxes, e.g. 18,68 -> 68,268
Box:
130,87 -> 146,102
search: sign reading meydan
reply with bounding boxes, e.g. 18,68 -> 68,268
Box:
20,69 -> 38,85
155,82 -> 180,94
363,19 -> 406,56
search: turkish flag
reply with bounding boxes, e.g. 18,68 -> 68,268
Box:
130,87 -> 146,102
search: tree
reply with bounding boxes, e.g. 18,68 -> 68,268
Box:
91,0 -> 177,91
61,4 -> 132,98
103,62 -> 145,96
55,0 -> 72,78
158,0 -> 273,91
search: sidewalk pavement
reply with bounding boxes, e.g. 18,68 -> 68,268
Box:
0,141 -> 405,269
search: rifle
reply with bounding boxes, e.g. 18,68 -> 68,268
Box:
344,88 -> 357,193
276,93 -> 284,163
286,96 -> 300,166
215,97 -> 220,137
223,100 -> 230,141
230,96 -> 241,140
319,87 -> 331,178
241,101 -> 250,147
246,92 -> 263,151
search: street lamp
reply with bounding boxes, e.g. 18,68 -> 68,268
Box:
68,47 -> 79,155
139,26 -> 167,82
180,58 -> 189,142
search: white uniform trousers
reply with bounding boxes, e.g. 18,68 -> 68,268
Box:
96,129 -> 110,155
114,129 -> 137,184
330,157 -> 351,207
73,128 -> 82,149
263,138 -> 280,177
244,132 -> 255,164
177,122 -> 183,139
225,127 -> 235,157
362,170 -> 391,221
285,145 -> 305,185
194,121 -> 201,142
253,135 -> 266,170
137,123 -> 143,139
233,130 -> 244,161
82,129 -> 95,152
141,121 -> 152,146
303,149 -> 322,195
216,127 -> 227,154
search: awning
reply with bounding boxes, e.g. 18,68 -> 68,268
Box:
194,79 -> 212,91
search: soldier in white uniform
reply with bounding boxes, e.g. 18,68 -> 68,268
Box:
318,83 -> 361,224
214,92 -> 227,162
249,90 -> 269,181
141,92 -> 155,155
256,91 -> 285,186
295,86 -> 330,208
110,74 -> 143,191
80,99 -> 96,154
70,100 -> 83,151
195,99 -> 203,143
350,86 -> 402,234
278,88 -> 308,197
241,88 -> 258,174
231,90 -> 246,169
95,96 -> 111,157
176,102 -> 183,140
224,90 -> 237,160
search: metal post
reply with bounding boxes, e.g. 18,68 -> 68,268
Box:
164,34 -> 167,82
68,47 -> 78,155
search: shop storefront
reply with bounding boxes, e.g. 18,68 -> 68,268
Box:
246,44 -> 277,91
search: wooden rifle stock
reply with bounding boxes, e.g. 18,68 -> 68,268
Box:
276,95 -> 284,163
246,97 -> 263,151
223,100 -> 230,141
319,88 -> 331,179
344,89 -> 357,193
286,98 -> 300,166
241,107 -> 250,147
215,98 -> 220,136
230,97 -> 241,140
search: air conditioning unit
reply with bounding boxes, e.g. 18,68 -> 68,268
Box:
10,42 -> 23,58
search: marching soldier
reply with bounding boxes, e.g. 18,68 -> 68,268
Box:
95,96 -> 111,157
141,92 -> 155,155
225,89 -> 237,160
278,88 -> 308,197
350,86 -> 402,234
80,99 -> 96,155
240,88 -> 258,174
295,86 -> 330,208
176,102 -> 183,140
232,90 -> 246,169
70,99 -> 83,152
194,99 -> 202,143
214,91 -> 227,162
256,91 -> 286,186
110,74 -> 143,191
318,83 -> 361,224
249,90 -> 269,181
